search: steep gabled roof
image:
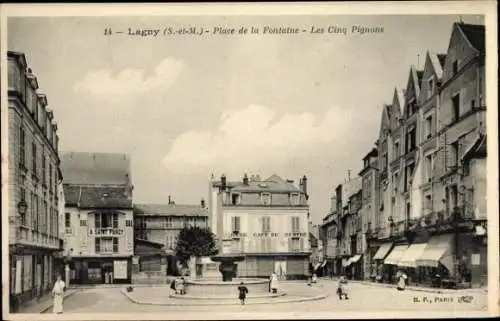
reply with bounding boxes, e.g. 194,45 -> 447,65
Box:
378,104 -> 392,140
457,23 -> 485,54
428,52 -> 445,80
390,87 -> 404,127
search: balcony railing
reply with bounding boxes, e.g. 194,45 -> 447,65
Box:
11,225 -> 61,249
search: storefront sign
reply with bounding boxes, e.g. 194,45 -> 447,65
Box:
252,232 -> 280,237
284,232 -> 307,238
113,260 -> 128,279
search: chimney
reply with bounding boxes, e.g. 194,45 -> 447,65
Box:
243,173 -> 249,185
221,174 -> 227,191
301,175 -> 308,196
201,198 -> 206,208
168,195 -> 172,205
347,169 -> 351,181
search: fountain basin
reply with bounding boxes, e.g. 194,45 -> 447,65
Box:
183,278 -> 270,297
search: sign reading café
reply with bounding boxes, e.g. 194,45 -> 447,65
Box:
227,232 -> 307,238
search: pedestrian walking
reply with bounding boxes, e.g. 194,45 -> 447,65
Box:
238,282 -> 249,305
396,270 -> 408,291
177,277 -> 186,295
269,272 -> 279,294
336,275 -> 349,300
51,275 -> 66,314
170,278 -> 177,295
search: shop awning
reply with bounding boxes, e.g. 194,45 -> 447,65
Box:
398,243 -> 428,268
320,260 -> 327,268
350,254 -> 362,264
314,263 -> 321,270
416,234 -> 454,272
342,257 -> 351,267
373,243 -> 393,260
384,245 -> 409,265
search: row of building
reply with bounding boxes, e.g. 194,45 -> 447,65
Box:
7,52 -> 315,310
319,22 -> 487,288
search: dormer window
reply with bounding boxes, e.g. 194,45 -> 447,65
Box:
428,76 -> 435,98
231,193 -> 241,205
261,193 -> 271,206
290,193 -> 299,205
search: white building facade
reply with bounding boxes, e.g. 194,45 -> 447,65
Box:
209,174 -> 311,279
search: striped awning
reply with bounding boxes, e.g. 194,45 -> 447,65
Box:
398,243 -> 428,268
384,245 -> 409,265
373,243 -> 393,260
416,234 -> 454,272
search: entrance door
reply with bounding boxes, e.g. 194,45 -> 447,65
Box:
274,260 -> 287,279
35,262 -> 42,297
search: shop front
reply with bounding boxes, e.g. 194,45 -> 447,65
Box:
383,244 -> 408,283
9,246 -> 60,312
70,257 -> 132,284
397,242 -> 428,285
415,234 -> 454,287
371,242 -> 393,282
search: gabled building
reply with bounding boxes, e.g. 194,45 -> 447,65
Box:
432,22 -> 487,287
208,173 -> 311,279
60,152 -> 134,284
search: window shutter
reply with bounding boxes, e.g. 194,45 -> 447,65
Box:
95,238 -> 101,253
113,213 -> 119,228
113,238 -> 119,253
95,214 -> 101,229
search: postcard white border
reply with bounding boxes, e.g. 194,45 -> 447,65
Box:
1,1 -> 498,320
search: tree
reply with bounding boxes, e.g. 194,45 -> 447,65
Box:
174,226 -> 218,266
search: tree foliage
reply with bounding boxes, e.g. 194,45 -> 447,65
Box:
174,226 -> 218,265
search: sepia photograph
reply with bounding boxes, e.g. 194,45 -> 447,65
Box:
1,2 -> 498,320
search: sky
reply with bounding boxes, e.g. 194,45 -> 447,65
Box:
7,14 -> 484,224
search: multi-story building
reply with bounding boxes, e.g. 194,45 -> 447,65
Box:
319,195 -> 339,277
60,152 -> 134,284
208,174 -> 311,279
308,223 -> 323,273
432,22 -> 487,287
358,147 -> 379,279
365,22 -> 486,288
133,200 -> 209,273
339,176 -> 363,280
7,51 -> 64,311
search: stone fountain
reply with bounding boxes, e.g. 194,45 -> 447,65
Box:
172,240 -> 281,299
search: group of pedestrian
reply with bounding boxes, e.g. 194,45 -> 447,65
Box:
169,277 -> 186,295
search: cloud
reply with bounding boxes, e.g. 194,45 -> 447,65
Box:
162,105 -> 361,176
73,57 -> 185,103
